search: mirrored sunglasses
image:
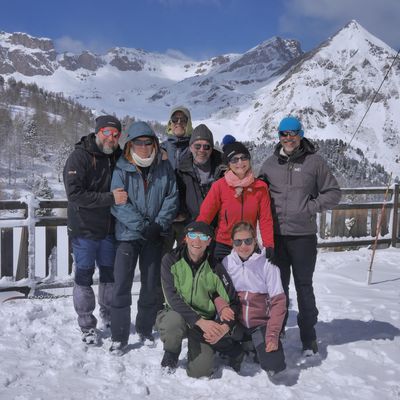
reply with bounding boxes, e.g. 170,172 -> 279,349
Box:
229,154 -> 250,164
171,116 -> 188,124
187,232 -> 210,241
99,129 -> 120,138
193,143 -> 211,151
279,130 -> 300,137
132,138 -> 154,146
232,237 -> 254,247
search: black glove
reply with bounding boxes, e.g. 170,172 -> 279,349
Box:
143,222 -> 162,241
265,247 -> 274,261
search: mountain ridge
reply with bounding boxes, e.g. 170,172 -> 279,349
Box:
0,20 -> 399,178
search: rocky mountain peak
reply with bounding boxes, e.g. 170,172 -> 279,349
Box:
8,32 -> 54,51
221,36 -> 303,75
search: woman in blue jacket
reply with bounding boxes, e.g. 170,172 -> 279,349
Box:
109,121 -> 178,354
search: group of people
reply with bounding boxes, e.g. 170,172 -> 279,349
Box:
63,107 -> 341,379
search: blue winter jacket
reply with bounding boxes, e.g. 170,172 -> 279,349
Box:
111,123 -> 179,241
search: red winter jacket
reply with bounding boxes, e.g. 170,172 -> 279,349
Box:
197,176 -> 274,248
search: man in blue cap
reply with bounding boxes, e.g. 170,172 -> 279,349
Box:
259,116 -> 341,356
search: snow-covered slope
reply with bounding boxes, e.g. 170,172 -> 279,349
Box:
1,247 -> 399,398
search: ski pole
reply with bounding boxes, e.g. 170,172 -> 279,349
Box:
367,173 -> 392,285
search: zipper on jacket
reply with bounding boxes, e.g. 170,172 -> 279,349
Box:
288,162 -> 294,186
244,291 -> 250,328
190,262 -> 204,306
240,191 -> 244,220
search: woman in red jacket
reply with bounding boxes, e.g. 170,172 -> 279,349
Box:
197,141 -> 274,261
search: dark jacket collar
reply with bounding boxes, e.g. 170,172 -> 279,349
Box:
274,137 -> 317,164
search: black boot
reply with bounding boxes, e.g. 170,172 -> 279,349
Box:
161,351 -> 179,373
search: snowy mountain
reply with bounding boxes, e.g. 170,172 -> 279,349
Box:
243,20 -> 400,178
0,20 -> 399,178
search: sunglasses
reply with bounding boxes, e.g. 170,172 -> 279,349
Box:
132,139 -> 153,146
171,116 -> 188,124
279,130 -> 300,137
193,143 -> 211,151
232,237 -> 254,247
229,154 -> 250,164
99,129 -> 120,138
187,232 -> 210,241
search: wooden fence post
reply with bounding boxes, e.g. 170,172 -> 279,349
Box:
15,227 -> 28,280
392,183 -> 399,247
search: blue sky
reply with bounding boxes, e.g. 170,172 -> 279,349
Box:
1,0 -> 399,59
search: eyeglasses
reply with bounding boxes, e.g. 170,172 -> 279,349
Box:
279,130 -> 300,137
232,237 -> 254,247
187,232 -> 210,241
171,116 -> 188,124
132,139 -> 153,146
193,143 -> 211,151
229,155 -> 250,164
99,129 -> 120,138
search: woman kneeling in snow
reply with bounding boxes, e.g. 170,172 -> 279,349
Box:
218,221 -> 287,376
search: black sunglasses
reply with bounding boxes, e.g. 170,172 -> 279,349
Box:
232,237 -> 254,247
229,154 -> 250,164
193,143 -> 211,151
171,116 -> 188,124
279,130 -> 300,137
132,138 -> 153,146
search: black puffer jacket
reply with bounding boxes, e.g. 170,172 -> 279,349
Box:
176,149 -> 224,223
259,138 -> 341,236
63,133 -> 121,239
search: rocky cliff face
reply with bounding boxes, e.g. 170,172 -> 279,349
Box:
0,32 -> 57,75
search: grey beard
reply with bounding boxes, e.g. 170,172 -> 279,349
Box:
96,136 -> 117,154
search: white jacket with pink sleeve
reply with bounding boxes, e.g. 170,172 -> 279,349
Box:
222,248 -> 286,347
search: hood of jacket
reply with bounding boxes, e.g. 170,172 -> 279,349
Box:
166,106 -> 193,136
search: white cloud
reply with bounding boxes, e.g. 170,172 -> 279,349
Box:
54,36 -> 86,54
54,36 -> 114,55
165,48 -> 193,60
279,0 -> 400,50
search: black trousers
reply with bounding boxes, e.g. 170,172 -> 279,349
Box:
236,325 -> 286,373
111,239 -> 163,343
274,234 -> 318,344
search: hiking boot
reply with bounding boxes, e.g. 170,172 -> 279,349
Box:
139,332 -> 155,345
81,328 -> 98,345
109,341 -> 128,356
161,351 -> 179,373
228,350 -> 245,373
302,340 -> 319,357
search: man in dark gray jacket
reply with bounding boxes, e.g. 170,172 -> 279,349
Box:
259,116 -> 341,356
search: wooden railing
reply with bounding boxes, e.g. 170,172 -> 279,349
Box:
0,184 -> 399,287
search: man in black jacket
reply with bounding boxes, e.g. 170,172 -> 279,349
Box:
63,115 -> 128,345
177,124 -> 224,227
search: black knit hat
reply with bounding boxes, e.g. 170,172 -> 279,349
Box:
95,115 -> 122,133
189,124 -> 214,147
184,221 -> 214,239
223,141 -> 251,164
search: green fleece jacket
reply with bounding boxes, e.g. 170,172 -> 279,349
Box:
161,246 -> 230,327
